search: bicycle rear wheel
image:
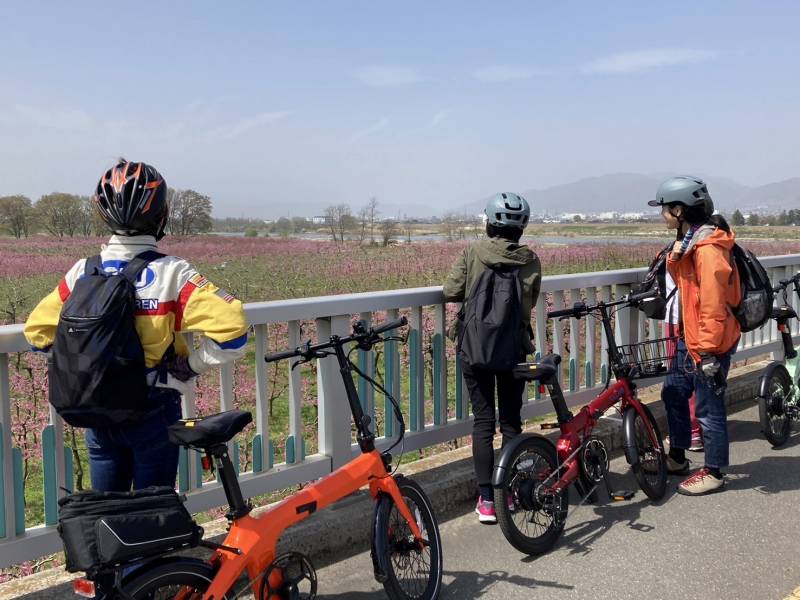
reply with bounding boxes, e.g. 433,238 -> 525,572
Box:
759,365 -> 793,447
373,476 -> 443,600
626,403 -> 667,500
122,558 -> 226,600
494,436 -> 567,556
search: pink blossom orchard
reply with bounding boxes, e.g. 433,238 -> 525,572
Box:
3,234 -> 800,536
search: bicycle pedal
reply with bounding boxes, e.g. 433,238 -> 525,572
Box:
609,490 -> 635,501
540,422 -> 560,430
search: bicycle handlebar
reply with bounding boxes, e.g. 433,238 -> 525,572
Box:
547,289 -> 658,320
773,273 -> 800,294
548,306 -> 580,319
264,316 -> 408,363
372,316 -> 408,335
264,347 -> 302,362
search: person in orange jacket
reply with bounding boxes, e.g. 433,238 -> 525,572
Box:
648,176 -> 741,496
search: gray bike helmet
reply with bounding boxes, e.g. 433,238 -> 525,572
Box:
485,192 -> 530,228
648,176 -> 714,217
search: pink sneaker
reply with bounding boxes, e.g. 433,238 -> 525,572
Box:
689,436 -> 704,452
475,498 -> 497,524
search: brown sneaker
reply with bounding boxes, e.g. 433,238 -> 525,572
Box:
677,468 -> 724,496
666,455 -> 690,475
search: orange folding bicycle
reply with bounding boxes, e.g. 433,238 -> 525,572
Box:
77,316 -> 442,600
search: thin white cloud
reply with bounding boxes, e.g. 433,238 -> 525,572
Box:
353,66 -> 421,86
472,65 -> 544,83
0,104 -> 93,130
203,111 -> 290,140
427,110 -> 448,129
583,48 -> 719,74
348,117 -> 390,143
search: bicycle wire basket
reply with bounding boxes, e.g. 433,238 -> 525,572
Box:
617,336 -> 678,379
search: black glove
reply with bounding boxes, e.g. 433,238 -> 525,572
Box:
166,355 -> 198,382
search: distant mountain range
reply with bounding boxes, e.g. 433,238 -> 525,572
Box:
462,173 -> 800,216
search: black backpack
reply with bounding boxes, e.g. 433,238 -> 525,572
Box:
633,243 -> 677,321
730,243 -> 774,333
48,251 -> 164,428
457,264 -> 523,370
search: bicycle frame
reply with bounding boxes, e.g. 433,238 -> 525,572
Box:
202,450 -> 421,599
546,379 -> 644,493
774,278 -> 800,401
541,300 -> 662,493
200,333 -> 424,599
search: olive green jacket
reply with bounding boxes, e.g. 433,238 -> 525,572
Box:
442,237 -> 541,354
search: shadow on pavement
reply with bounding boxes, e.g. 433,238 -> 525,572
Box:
726,413 -> 800,451
317,569 -> 573,599
724,454 -> 800,494
514,472 -> 679,560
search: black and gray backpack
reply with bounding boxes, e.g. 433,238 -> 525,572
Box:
730,243 -> 773,333
457,264 -> 523,370
48,251 -> 164,428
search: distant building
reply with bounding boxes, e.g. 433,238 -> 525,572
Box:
310,216 -> 329,225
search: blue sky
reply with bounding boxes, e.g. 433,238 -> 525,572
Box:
1,1 -> 799,217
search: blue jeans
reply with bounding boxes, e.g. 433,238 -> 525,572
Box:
85,389 -> 182,491
661,338 -> 734,469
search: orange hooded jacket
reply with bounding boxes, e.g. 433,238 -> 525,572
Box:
666,225 -> 741,362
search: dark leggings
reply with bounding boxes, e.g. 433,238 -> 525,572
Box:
461,360 -> 525,497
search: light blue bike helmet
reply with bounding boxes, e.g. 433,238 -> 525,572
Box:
648,176 -> 714,217
485,192 -> 530,228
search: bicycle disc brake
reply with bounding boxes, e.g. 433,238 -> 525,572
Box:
580,436 -> 609,483
259,552 -> 318,600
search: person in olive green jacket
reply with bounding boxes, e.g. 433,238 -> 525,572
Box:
443,192 -> 541,523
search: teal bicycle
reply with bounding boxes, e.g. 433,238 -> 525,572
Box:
758,273 -> 800,447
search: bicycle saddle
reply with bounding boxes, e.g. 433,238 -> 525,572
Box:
168,410 -> 252,448
512,354 -> 562,382
772,305 -> 797,320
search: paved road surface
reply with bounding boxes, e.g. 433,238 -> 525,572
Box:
310,404 -> 800,600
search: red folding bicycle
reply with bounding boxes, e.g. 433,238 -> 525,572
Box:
492,290 -> 669,555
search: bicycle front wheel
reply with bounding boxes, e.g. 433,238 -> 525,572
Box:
373,476 -> 443,600
759,364 -> 793,447
626,403 -> 667,500
123,558 -> 227,600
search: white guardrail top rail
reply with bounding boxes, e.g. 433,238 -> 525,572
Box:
1,255 -> 799,568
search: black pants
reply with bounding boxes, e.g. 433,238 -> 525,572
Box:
461,360 -> 525,489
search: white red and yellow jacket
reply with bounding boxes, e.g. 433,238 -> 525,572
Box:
24,235 -> 248,393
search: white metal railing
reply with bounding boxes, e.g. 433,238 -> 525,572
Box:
1,254 -> 799,568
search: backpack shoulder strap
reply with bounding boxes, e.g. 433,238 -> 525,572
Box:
84,255 -> 103,276
119,251 -> 166,283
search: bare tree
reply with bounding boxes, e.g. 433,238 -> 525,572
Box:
323,204 -> 353,242
168,189 -> 213,235
466,213 -> 483,239
356,207 -> 369,244
35,193 -> 84,237
440,211 -> 463,242
77,196 -> 100,237
402,218 -> 414,243
366,197 -> 379,243
323,206 -> 337,241
0,195 -> 34,238
379,218 -> 399,246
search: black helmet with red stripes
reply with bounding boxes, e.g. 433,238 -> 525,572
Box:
94,159 -> 169,240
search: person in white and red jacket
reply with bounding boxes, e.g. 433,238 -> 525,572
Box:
25,159 -> 248,492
